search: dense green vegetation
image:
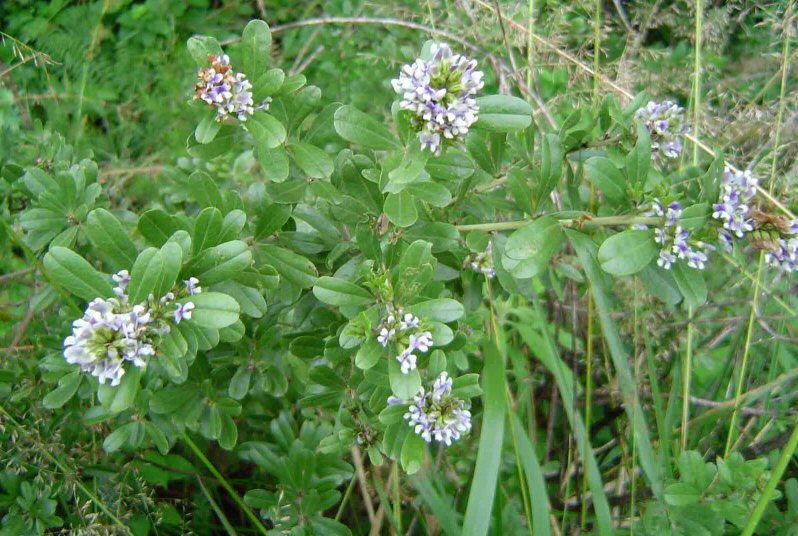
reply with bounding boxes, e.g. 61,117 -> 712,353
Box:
1,1 -> 796,535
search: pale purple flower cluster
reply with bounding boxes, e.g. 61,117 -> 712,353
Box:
635,100 -> 688,158
650,199 -> 714,270
62,271 -> 201,385
194,54 -> 270,122
764,222 -> 798,273
400,372 -> 471,446
377,310 -> 434,374
391,43 -> 484,155
712,167 -> 758,250
470,241 -> 495,278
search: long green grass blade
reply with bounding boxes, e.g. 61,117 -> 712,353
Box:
462,340 -> 507,536
568,230 -> 664,499
512,414 -> 552,536
413,478 -> 462,536
513,303 -> 614,536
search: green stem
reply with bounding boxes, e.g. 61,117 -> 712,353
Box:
739,423 -> 798,536
691,0 -> 702,165
335,474 -> 358,522
456,215 -> 660,232
0,404 -> 129,532
392,461 -> 402,534
181,432 -> 269,536
681,307 -> 693,452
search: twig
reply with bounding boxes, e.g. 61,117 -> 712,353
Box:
0,267 -> 35,284
351,446 -> 377,524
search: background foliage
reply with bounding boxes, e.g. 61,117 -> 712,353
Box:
1,1 -> 796,535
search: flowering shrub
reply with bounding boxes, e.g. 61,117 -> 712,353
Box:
1,12 -> 797,536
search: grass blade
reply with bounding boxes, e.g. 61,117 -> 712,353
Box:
413,477 -> 462,536
568,230 -> 664,499
514,302 -> 614,535
462,340 -> 507,536
512,414 -> 552,536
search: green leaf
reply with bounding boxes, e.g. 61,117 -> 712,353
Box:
195,112 -> 221,144
138,209 -> 179,247
229,365 -> 252,400
533,134 -> 562,206
627,122 -> 651,188
672,262 -> 707,308
598,229 -> 658,276
192,207 -> 223,254
189,292 -> 241,329
43,246 -> 114,301
109,367 -> 141,414
85,208 -> 137,270
103,423 -> 133,453
313,276 -> 373,306
190,171 -> 224,209
144,421 -> 170,455
157,241 -> 183,297
388,359 -> 421,399
680,203 -> 710,230
585,156 -> 627,203
187,35 -> 222,66
333,105 -> 400,150
128,248 -> 164,304
355,339 -> 383,370
406,182 -> 452,207
407,298 -> 464,323
288,141 -> 334,178
252,68 -> 285,102
42,371 -> 81,409
665,483 -> 700,506
259,244 -> 317,288
400,432 -> 425,474
247,112 -> 286,150
191,241 -> 253,285
384,190 -> 418,227
462,340 -> 506,536
474,95 -> 533,132
451,373 -> 483,399
257,146 -> 290,183
425,150 -> 475,181
502,216 -> 564,278
241,20 -> 271,80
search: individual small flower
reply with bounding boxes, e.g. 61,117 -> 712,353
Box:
408,331 -> 433,353
160,292 -> 175,306
184,277 -> 202,296
470,241 -> 495,278
194,54 -> 270,122
402,372 -> 471,446
112,270 -> 130,299
396,348 -> 418,374
378,326 -> 396,347
174,302 -> 195,324
392,43 -> 484,155
712,167 -> 758,240
400,313 -> 420,331
635,100 -> 689,159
